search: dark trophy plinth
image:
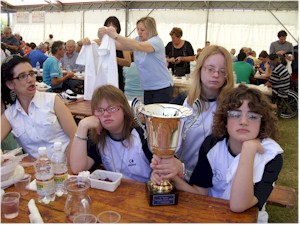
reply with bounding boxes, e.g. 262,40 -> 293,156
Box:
146,181 -> 178,206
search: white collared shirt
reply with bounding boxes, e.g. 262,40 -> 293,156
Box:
5,91 -> 70,158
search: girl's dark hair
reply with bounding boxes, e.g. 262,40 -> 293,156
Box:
213,84 -> 279,140
1,55 -> 31,105
90,85 -> 136,152
104,16 -> 121,34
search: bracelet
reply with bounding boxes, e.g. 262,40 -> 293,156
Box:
179,162 -> 186,179
74,133 -> 88,141
182,162 -> 186,175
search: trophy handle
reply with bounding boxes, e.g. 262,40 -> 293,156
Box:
182,98 -> 202,140
131,97 -> 147,139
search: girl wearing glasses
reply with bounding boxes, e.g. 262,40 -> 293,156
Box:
1,55 -> 77,158
153,45 -> 235,183
152,84 -> 283,222
70,85 -> 152,182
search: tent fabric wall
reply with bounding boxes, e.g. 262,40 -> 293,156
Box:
11,8 -> 298,55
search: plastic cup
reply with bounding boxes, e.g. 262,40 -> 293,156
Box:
1,192 -> 20,219
97,211 -> 121,223
73,214 -> 97,223
14,174 -> 31,196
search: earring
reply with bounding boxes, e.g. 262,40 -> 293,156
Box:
10,90 -> 16,101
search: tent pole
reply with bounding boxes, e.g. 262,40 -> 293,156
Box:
82,11 -> 85,39
125,4 -> 129,37
7,12 -> 10,27
205,3 -> 210,46
127,9 -> 154,37
268,10 -> 298,43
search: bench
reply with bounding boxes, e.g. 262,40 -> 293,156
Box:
267,185 -> 296,208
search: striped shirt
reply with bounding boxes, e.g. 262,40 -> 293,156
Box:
268,64 -> 290,98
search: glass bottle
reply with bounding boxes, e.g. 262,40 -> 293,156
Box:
64,176 -> 91,223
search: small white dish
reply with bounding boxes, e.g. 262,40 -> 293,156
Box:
89,170 -> 122,192
35,82 -> 51,92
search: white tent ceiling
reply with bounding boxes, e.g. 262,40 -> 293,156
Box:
1,1 -> 298,12
1,1 -> 298,58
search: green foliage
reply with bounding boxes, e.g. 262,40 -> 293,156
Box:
267,116 -> 298,223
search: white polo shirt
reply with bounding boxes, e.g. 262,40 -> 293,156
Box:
99,129 -> 151,182
5,91 -> 70,158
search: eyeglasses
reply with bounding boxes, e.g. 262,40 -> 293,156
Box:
227,110 -> 262,121
12,71 -> 36,81
203,65 -> 227,77
95,105 -> 121,115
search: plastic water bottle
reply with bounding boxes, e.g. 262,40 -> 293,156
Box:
36,61 -> 40,76
66,64 -> 71,72
51,142 -> 68,197
233,71 -> 237,85
36,61 -> 40,71
35,147 -> 56,204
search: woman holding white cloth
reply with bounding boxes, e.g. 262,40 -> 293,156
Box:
98,16 -> 174,104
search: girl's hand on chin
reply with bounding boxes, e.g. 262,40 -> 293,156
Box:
242,139 -> 264,154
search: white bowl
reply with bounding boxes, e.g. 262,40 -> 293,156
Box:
1,160 -> 20,181
88,170 -> 122,192
1,165 -> 25,189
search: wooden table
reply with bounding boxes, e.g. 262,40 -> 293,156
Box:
66,100 -> 92,117
2,162 -> 258,223
173,76 -> 190,97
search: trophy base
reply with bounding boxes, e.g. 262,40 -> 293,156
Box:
146,181 -> 178,206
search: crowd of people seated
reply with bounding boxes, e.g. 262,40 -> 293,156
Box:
1,20 -> 296,223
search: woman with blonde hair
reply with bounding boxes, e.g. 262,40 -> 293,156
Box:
98,16 -> 174,104
151,45 -> 234,182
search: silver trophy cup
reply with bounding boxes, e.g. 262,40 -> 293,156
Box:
131,98 -> 201,205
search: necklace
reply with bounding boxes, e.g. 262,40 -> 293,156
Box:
108,138 -> 126,173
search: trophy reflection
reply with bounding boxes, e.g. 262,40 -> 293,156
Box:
131,98 -> 200,206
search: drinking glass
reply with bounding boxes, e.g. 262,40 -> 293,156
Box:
73,213 -> 97,223
14,174 -> 31,196
1,192 -> 20,219
97,211 -> 121,223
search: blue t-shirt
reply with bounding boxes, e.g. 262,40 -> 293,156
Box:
133,36 -> 173,90
42,56 -> 63,89
259,62 -> 274,73
27,49 -> 48,68
123,62 -> 144,97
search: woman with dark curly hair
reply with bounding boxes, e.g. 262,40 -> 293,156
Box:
152,84 -> 283,223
